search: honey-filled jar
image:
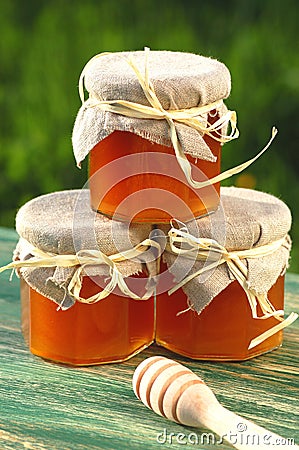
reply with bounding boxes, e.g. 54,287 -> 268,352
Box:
155,187 -> 293,361
13,190 -> 157,366
72,49 -> 238,223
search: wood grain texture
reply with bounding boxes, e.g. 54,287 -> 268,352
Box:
0,227 -> 298,449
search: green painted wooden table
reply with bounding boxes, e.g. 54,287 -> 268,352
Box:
0,227 -> 298,450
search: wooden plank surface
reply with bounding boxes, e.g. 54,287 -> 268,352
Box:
0,227 -> 298,449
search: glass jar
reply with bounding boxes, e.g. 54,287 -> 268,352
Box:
154,186 -> 292,361
73,50 -> 233,224
14,189 -> 157,366
21,274 -> 155,366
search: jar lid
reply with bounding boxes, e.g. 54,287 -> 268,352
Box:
16,189 -> 152,255
14,189 -> 156,309
82,50 -> 231,110
183,186 -> 292,250
72,49 -> 232,167
162,186 -> 292,313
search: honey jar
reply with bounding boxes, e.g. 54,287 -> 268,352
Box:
72,49 -> 238,223
155,187 -> 293,361
13,190 -> 157,365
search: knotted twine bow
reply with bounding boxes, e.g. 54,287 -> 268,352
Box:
0,238 -> 161,304
79,47 -> 277,189
167,222 -> 298,349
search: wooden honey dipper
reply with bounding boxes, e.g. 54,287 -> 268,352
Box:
133,356 -> 298,449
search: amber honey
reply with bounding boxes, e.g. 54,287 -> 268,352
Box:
155,264 -> 285,361
21,274 -> 155,366
89,113 -> 221,223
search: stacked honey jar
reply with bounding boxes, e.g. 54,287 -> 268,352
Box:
3,49 -> 297,366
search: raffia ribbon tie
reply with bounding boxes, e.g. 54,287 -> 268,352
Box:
0,238 -> 161,304
78,47 -> 277,189
167,222 -> 298,349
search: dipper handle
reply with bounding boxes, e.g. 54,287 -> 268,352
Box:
133,356 -> 298,450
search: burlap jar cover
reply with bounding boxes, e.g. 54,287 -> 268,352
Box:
10,190 -> 160,310
72,48 -> 243,188
72,49 -> 233,165
160,187 -> 297,347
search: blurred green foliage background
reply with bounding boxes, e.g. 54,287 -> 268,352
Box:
0,0 -> 299,271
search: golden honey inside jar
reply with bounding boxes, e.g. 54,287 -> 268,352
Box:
155,186 -> 293,361
21,275 -> 155,366
14,189 -> 157,366
89,120 -> 221,223
156,265 -> 285,361
72,49 -> 236,223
